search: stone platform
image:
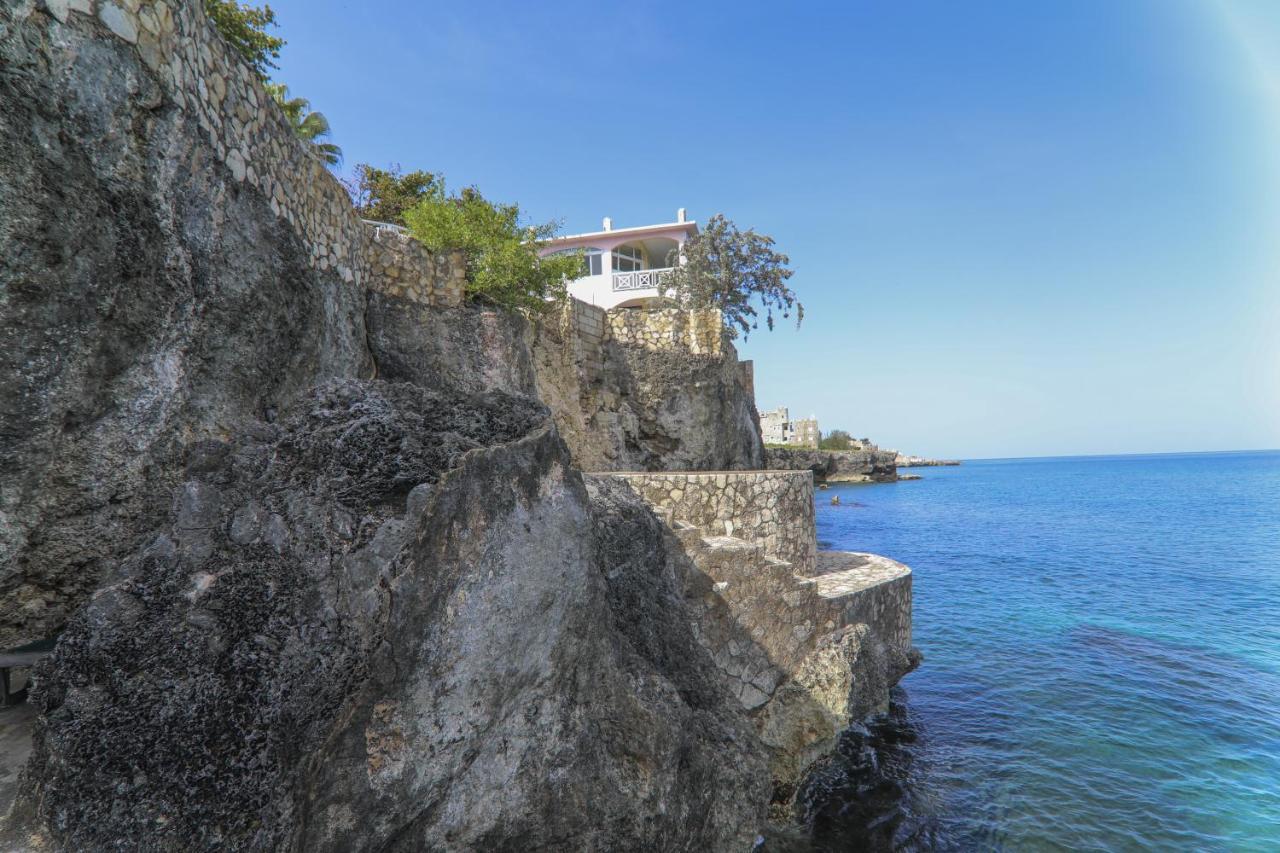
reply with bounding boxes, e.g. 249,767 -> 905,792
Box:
597,470 -> 915,708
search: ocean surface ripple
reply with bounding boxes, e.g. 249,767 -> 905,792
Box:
810,450 -> 1280,851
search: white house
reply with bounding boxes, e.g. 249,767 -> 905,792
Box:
540,209 -> 697,310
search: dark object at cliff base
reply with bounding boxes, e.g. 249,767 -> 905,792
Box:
796,697 -> 946,852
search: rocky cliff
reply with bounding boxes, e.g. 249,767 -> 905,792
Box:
0,0 -> 760,652
0,0 -> 375,651
0,1 -> 908,848
765,448 -> 899,483
530,302 -> 763,473
5,381 -> 769,850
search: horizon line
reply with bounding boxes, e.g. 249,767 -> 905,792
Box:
954,447 -> 1280,463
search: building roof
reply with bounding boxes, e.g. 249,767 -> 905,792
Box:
549,219 -> 698,244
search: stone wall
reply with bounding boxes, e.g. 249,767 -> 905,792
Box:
561,298 -> 608,383
366,226 -> 464,307
809,553 -> 913,652
34,0 -> 461,305
607,471 -> 816,572
607,307 -> 727,355
590,473 -> 918,809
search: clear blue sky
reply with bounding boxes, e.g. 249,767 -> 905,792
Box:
266,0 -> 1280,459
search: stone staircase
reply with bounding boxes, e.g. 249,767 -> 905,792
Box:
668,518 -> 911,712
598,468 -> 918,800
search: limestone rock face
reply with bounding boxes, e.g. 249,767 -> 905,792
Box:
756,624 -> 920,800
607,342 -> 764,472
527,303 -> 764,474
365,293 -> 538,397
0,2 -> 371,649
764,448 -> 898,483
367,294 -> 766,474
6,381 -> 767,851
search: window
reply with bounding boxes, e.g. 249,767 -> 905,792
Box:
550,247 -> 602,277
612,244 -> 644,272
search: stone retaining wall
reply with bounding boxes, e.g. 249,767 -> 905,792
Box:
606,471 -> 816,572
570,299 -> 608,345
810,553 -> 913,650
607,307 -> 726,355
366,227 -> 465,307
40,0 -> 460,304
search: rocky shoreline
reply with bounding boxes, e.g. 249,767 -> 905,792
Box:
764,448 -> 899,484
894,453 -> 962,468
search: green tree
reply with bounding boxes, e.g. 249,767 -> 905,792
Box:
347,165 -> 440,226
404,185 -> 581,312
661,214 -> 801,339
265,83 -> 342,166
819,429 -> 854,451
204,0 -> 284,77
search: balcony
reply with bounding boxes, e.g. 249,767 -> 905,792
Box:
612,267 -> 673,292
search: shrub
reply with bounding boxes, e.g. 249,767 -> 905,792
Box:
819,430 -> 854,451
204,0 -> 283,78
404,185 -> 580,312
348,165 -> 440,227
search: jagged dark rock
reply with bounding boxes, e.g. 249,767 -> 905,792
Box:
4,381 -> 767,850
764,448 -> 899,483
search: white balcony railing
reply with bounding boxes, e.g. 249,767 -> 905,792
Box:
362,219 -> 408,237
612,267 -> 673,292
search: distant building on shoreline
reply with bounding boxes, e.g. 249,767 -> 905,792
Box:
759,406 -> 820,449
792,416 -> 819,448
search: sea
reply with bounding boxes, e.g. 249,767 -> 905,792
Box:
808,450 -> 1280,852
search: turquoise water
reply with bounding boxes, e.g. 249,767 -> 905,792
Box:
813,451 -> 1280,851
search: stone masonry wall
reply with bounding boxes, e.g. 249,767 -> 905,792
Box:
608,471 -> 816,572
810,554 -> 913,651
366,226 -> 464,307
39,0 -> 460,304
564,299 -> 607,383
607,307 -> 726,355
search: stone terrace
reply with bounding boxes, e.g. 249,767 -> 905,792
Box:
599,470 -> 914,709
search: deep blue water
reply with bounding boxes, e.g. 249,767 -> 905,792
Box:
814,451 -> 1280,851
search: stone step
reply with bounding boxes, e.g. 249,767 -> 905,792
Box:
808,551 -> 910,601
696,535 -> 765,582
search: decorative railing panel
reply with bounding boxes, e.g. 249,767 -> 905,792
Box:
612,267 -> 672,292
